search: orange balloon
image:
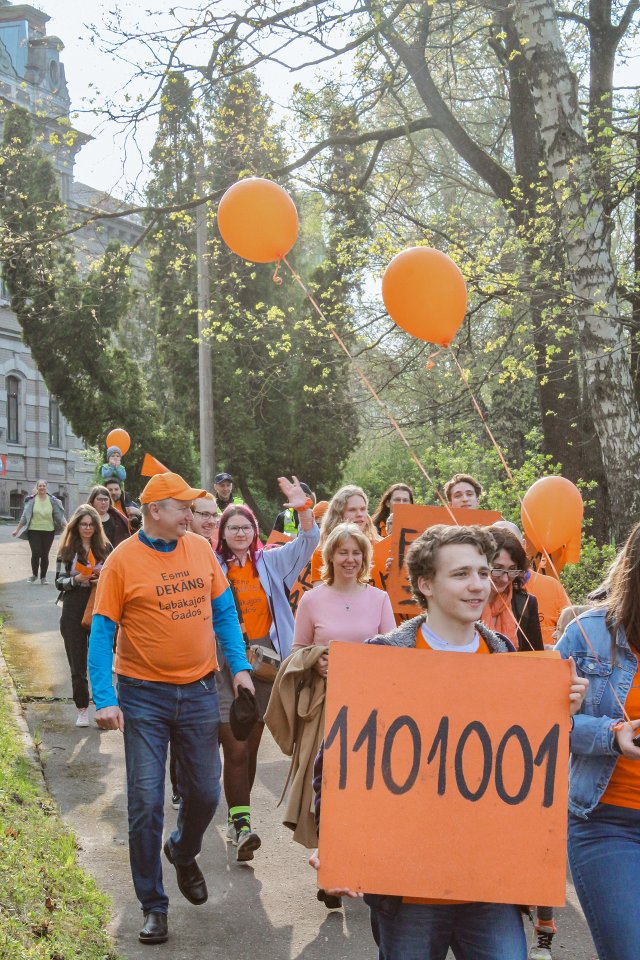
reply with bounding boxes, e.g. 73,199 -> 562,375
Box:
521,477 -> 583,555
217,178 -> 299,263
382,247 -> 467,346
106,428 -> 131,456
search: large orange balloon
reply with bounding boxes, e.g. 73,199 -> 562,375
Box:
382,247 -> 467,346
521,476 -> 583,555
217,178 -> 299,263
106,428 -> 130,456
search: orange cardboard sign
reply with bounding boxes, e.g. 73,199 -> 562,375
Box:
386,505 -> 503,615
266,530 -> 293,547
318,644 -> 569,904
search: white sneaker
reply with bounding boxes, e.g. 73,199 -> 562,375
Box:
75,708 -> 90,727
40,577 -> 48,585
27,575 -> 37,583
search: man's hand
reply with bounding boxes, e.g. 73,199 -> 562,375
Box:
615,719 -> 640,759
308,850 -> 362,899
568,656 -> 589,716
95,706 -> 124,731
233,670 -> 255,697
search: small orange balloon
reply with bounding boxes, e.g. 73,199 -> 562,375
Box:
382,247 -> 467,346
521,476 -> 583,555
217,178 -> 299,264
106,428 -> 131,456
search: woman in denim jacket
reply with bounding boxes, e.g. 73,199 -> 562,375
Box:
555,523 -> 640,960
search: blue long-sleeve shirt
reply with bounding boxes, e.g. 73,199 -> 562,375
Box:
88,530 -> 250,709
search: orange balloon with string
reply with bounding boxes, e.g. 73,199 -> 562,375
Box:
521,476 -> 583,556
382,247 -> 467,346
217,178 -> 299,263
106,428 -> 130,456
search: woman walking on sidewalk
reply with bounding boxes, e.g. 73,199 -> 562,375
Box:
215,476 -> 319,861
55,505 -> 111,727
12,479 -> 66,584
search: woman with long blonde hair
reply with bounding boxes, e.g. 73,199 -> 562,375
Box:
310,484 -> 379,584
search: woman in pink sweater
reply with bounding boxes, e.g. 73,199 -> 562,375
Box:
293,522 -> 395,675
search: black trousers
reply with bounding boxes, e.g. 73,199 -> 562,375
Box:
27,529 -> 55,578
59,589 -> 91,708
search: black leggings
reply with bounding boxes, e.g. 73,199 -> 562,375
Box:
27,530 -> 55,578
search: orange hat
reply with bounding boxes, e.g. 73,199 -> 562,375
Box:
140,472 -> 207,504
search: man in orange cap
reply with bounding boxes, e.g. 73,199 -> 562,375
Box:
88,472 -> 254,946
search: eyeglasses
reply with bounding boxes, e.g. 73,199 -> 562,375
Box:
226,525 -> 253,535
490,568 -> 524,579
79,522 -> 95,529
193,511 -> 219,521
94,496 -> 110,503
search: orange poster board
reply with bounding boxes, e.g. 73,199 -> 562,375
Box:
266,530 -> 293,547
386,505 -> 502,615
318,644 -> 569,905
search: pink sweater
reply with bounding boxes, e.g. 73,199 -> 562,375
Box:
292,583 -> 396,649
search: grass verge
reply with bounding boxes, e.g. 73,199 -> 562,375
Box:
0,635 -> 120,959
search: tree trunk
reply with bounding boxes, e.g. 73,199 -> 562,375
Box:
512,0 -> 640,541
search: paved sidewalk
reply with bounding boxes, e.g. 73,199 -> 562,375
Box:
0,526 -> 596,960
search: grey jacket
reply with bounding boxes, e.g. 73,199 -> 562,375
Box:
217,523 -> 319,658
17,493 -> 66,539
366,614 -> 514,653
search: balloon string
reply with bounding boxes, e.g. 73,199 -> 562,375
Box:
272,261 -> 283,285
445,347 -> 630,719
281,256 -> 458,524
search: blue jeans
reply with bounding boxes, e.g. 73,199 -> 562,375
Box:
118,672 -> 221,914
568,803 -> 640,960
365,895 -> 527,960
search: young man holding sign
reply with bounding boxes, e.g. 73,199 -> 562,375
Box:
312,524 -> 587,960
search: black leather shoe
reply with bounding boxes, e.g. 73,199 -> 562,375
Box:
163,839 -> 208,905
139,911 -> 168,944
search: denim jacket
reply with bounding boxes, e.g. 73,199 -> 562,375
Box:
555,608 -> 638,818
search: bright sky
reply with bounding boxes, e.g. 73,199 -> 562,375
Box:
42,1 -> 639,202
45,0 -> 309,200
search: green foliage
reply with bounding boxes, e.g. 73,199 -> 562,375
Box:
146,69 -> 366,519
0,107 -> 198,491
0,671 -> 119,959
560,536 -> 616,604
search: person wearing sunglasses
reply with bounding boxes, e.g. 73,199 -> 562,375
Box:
481,526 -> 543,653
215,476 -> 319,861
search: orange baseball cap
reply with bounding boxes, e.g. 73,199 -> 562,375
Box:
140,472 -> 207,504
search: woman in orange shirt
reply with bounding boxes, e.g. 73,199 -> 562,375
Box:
55,505 -> 111,727
215,478 -> 319,862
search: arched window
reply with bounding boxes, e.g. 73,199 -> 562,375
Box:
6,375 -> 20,443
49,394 -> 61,447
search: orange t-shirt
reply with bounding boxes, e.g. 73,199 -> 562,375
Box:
113,498 -> 127,516
227,561 -> 272,641
527,570 -> 569,646
94,531 -> 229,683
601,658 -> 640,810
406,627 -> 490,904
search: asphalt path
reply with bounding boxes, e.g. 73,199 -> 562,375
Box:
0,526 -> 597,960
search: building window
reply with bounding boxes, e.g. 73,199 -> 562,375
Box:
49,394 -> 61,447
7,375 -> 20,443
9,490 -> 25,521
